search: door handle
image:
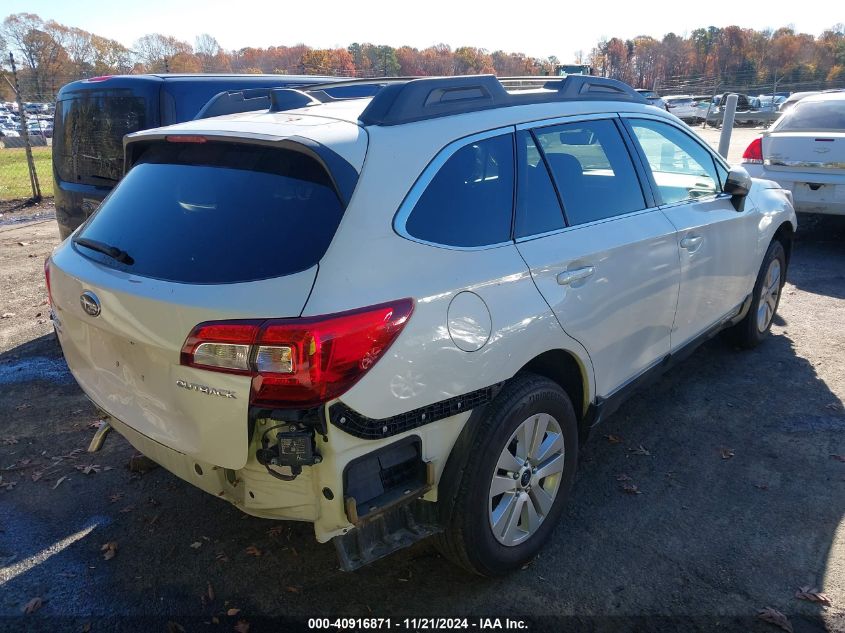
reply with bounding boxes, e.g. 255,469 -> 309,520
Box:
556,266 -> 595,286
680,235 -> 703,251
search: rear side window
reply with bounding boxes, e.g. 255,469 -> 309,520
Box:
533,119 -> 646,225
75,142 -> 345,284
775,100 -> 845,131
404,134 -> 514,248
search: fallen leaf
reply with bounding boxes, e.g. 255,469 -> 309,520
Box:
1,313 -> 15,319
101,541 -> 118,560
616,473 -> 632,481
2,437 -> 18,445
830,455 -> 845,463
754,483 -> 770,490
109,492 -> 124,503
0,478 -> 17,492
757,607 -> 793,633
620,482 -> 642,495
118,505 -> 134,514
216,552 -> 229,563
81,622 -> 91,632
15,403 -> 31,410
52,475 -> 67,489
795,586 -> 831,606
720,447 -> 735,460
22,597 -> 42,614
629,444 -> 651,456
286,586 -> 301,593
166,622 -> 185,633
207,582 -> 215,602
31,470 -> 44,482
17,241 -> 29,246
75,464 -> 102,475
244,545 -> 262,557
267,526 -> 285,537
604,434 -> 622,444
227,608 -> 241,617
190,541 -> 203,549
234,620 -> 250,633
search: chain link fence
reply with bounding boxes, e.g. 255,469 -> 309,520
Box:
0,60 -> 58,206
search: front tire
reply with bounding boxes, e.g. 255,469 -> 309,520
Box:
435,373 -> 579,575
726,239 -> 786,348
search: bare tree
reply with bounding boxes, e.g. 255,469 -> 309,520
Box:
134,33 -> 193,73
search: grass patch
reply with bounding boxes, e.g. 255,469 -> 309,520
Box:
0,146 -> 54,201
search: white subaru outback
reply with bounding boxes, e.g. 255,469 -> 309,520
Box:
47,75 -> 796,575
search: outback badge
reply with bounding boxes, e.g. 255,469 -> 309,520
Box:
176,379 -> 236,399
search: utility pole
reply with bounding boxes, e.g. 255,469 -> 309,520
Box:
8,53 -> 41,201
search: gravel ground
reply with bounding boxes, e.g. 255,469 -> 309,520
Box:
0,134 -> 843,632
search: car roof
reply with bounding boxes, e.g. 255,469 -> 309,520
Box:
799,91 -> 845,103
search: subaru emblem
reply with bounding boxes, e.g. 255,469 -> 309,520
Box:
80,291 -> 101,317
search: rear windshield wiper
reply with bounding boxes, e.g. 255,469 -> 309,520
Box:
74,237 -> 134,265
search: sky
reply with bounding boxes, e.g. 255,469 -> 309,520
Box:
4,0 -> 840,60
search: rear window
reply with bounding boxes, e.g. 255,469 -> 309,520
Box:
75,142 -> 345,284
775,100 -> 845,131
54,93 -> 147,185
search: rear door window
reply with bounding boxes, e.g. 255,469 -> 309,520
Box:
532,118 -> 646,225
403,134 -> 514,248
75,142 -> 346,284
515,130 -> 565,238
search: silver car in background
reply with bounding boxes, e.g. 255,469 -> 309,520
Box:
742,92 -> 845,215
663,95 -> 698,122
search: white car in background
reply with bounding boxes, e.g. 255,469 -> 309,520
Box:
663,95 -> 698,122
47,75 -> 796,575
742,92 -> 845,215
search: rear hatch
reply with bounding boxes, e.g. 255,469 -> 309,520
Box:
50,137 -> 358,469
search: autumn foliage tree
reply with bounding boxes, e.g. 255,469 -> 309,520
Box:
3,12 -> 845,103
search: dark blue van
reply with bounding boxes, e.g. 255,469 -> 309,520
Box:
52,74 -> 348,239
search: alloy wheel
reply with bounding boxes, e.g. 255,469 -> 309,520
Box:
756,258 -> 781,333
488,413 -> 565,546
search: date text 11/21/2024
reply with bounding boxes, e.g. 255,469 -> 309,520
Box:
307,618 -> 529,630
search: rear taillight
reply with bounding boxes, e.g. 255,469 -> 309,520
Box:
742,137 -> 763,164
44,257 -> 52,306
180,299 -> 414,408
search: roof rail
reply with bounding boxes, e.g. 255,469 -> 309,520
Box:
194,74 -> 647,125
357,75 -> 646,126
194,88 -> 272,120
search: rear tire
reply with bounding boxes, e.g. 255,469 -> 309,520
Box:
726,239 -> 786,348
434,373 -> 579,575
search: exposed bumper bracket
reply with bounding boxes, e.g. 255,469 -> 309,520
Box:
333,499 -> 441,571
87,420 -> 112,453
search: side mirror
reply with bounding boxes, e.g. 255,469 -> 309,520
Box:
724,165 -> 752,211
